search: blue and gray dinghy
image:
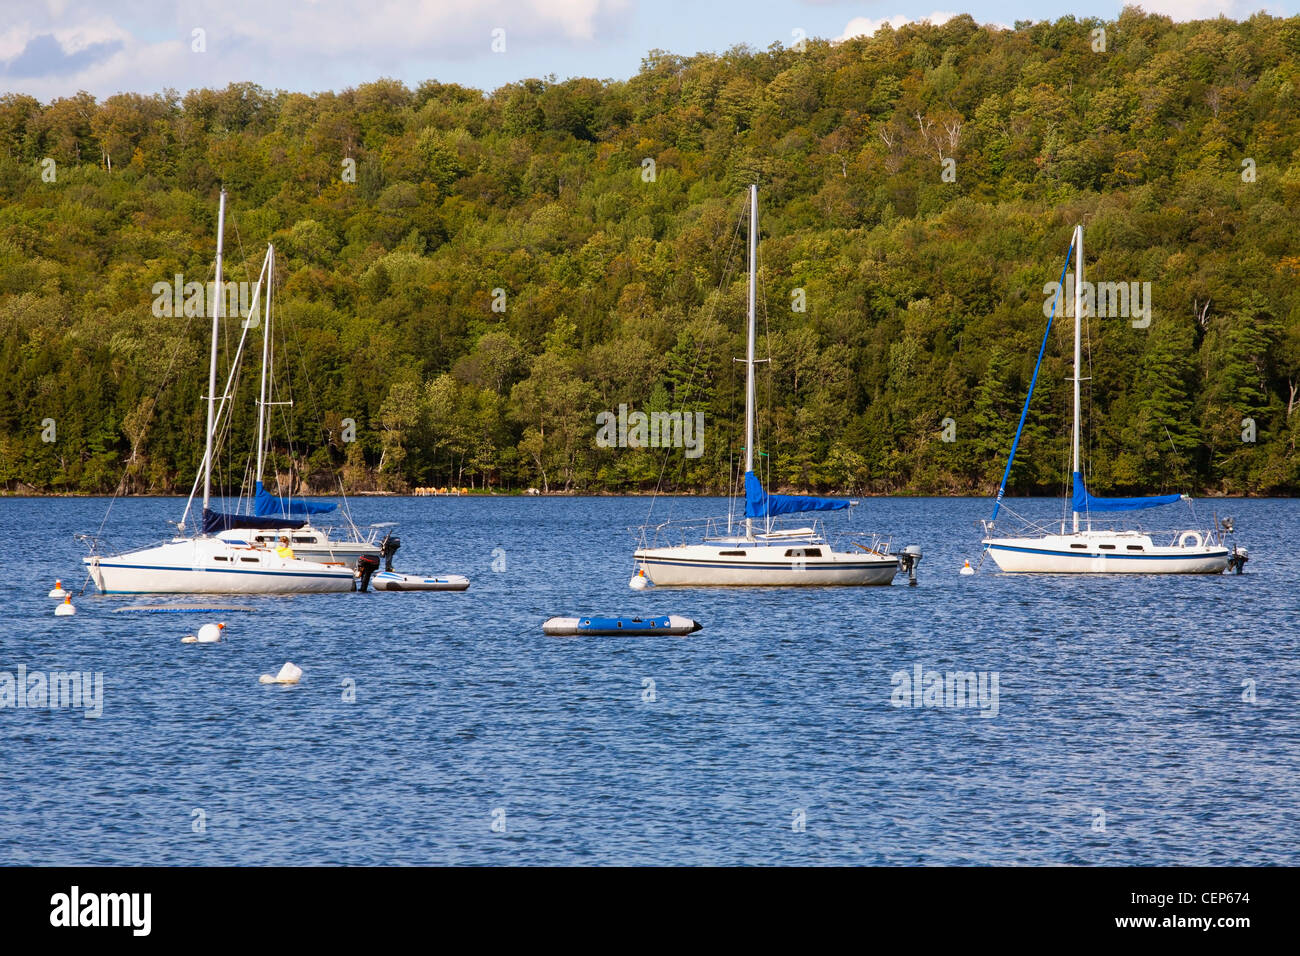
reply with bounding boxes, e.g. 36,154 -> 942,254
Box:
371,571 -> 469,591
542,615 -> 702,636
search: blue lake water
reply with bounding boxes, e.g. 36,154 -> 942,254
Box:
1,494 -> 1296,865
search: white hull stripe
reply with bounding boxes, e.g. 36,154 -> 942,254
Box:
87,561 -> 350,579
636,557 -> 896,571
985,544 -> 1228,561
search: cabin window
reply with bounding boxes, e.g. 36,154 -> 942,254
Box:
1099,544 -> 1116,550
718,550 -> 746,556
1070,543 -> 1087,549
292,536 -> 314,543
241,557 -> 259,563
1126,545 -> 1144,551
255,536 -> 273,542
213,556 -> 228,561
786,548 -> 822,558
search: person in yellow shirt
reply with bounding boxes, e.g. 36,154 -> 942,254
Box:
275,536 -> 295,560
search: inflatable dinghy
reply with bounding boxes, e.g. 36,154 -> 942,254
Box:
542,615 -> 702,636
371,571 -> 470,592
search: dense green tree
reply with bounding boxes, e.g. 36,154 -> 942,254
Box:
1,10 -> 1298,497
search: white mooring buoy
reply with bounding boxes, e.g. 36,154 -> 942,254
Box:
54,595 -> 76,616
960,560 -> 975,576
259,662 -> 302,685
48,580 -> 68,598
182,622 -> 225,644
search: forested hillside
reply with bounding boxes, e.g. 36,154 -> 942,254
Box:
2,8 -> 1298,498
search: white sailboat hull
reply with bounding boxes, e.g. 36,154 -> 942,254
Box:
84,538 -> 356,594
982,533 -> 1229,574
980,224 -> 1243,578
626,187 -> 915,588
82,196 -> 361,597
634,543 -> 900,586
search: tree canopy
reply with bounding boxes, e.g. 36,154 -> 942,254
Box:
2,8 -> 1298,498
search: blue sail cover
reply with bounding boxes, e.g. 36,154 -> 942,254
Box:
201,508 -> 304,534
1071,472 -> 1181,513
744,471 -> 851,519
253,480 -> 337,519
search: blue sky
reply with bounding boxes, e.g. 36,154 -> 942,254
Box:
0,0 -> 1290,101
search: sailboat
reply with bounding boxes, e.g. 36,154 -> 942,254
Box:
81,191 -> 355,594
631,185 -> 921,587
211,242 -> 389,569
980,224 -> 1240,574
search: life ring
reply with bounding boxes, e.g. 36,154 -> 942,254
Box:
1178,531 -> 1202,549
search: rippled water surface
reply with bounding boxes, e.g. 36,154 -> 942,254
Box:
1,494 -> 1296,865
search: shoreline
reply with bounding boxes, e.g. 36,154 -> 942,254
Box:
0,489 -> 1284,500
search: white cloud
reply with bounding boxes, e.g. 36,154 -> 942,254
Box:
836,11 -> 958,42
1138,0 -> 1286,18
52,18 -> 131,54
1,0 -> 631,100
831,2 -> 1287,46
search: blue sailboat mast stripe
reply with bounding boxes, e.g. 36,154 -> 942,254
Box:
990,237 -> 1075,521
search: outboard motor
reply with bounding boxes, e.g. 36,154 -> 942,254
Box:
898,545 -> 922,586
356,554 -> 380,592
380,533 -> 401,572
1218,517 -> 1247,574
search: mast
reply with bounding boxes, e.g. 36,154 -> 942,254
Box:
255,245 -> 272,488
1072,224 -> 1083,534
745,184 -> 757,540
201,190 -> 226,518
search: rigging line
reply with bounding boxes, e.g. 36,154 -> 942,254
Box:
94,258 -> 216,540
757,221 -> 772,492
990,232 -> 1075,522
1085,292 -> 1094,488
227,207 -> 259,291
177,239 -> 269,525
214,357 -> 245,509
1162,424 -> 1179,458
717,191 -> 752,496
650,201 -> 743,512
202,239 -> 256,510
231,244 -> 264,510
278,259 -> 362,527
1161,423 -> 1192,501
238,439 -> 255,514
1061,437 -> 1070,528
183,302 -> 254,524
273,324 -> 309,510
267,259 -> 299,503
720,213 -> 746,505
643,192 -> 748,527
228,250 -> 278,514
231,232 -> 272,509
726,295 -> 740,517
